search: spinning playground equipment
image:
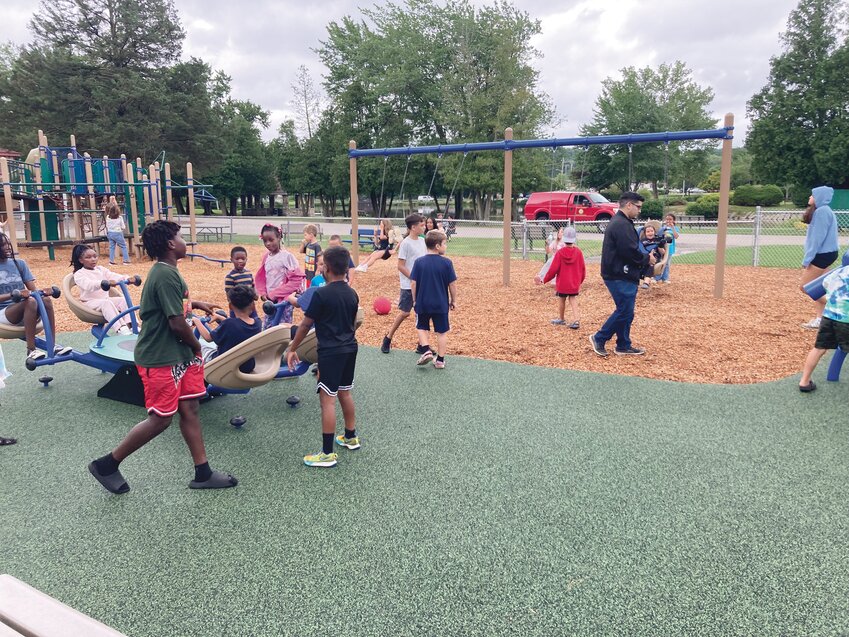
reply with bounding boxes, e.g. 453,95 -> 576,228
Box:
348,114 -> 736,297
0,131 -> 213,260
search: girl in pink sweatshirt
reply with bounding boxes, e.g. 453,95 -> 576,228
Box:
71,245 -> 134,334
254,224 -> 305,325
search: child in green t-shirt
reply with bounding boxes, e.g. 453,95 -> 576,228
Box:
88,220 -> 238,494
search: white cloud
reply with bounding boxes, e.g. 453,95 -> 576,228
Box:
0,0 -> 800,146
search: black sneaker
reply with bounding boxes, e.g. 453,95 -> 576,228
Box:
799,381 -> 816,393
614,346 -> 645,356
381,336 -> 391,354
588,334 -> 608,357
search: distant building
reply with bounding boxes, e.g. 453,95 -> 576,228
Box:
0,148 -> 20,161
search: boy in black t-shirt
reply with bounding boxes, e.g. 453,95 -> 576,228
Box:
410,230 -> 457,369
287,246 -> 360,468
193,285 -> 262,373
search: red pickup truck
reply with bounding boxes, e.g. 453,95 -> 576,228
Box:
523,191 -> 618,223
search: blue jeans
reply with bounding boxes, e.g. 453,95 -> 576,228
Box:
595,279 -> 638,350
108,231 -> 129,263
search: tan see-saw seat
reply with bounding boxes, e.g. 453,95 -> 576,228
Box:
204,324 -> 292,390
62,273 -> 123,325
0,574 -> 128,637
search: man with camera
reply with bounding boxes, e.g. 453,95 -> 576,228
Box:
589,191 -> 655,357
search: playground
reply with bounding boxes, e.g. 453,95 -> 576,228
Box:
2,124 -> 848,637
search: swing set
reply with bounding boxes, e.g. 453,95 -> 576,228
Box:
348,114 -> 735,297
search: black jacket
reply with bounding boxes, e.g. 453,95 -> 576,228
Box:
600,210 -> 650,283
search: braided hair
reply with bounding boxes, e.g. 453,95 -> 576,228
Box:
70,243 -> 93,271
260,223 -> 282,238
0,231 -> 28,286
141,220 -> 181,259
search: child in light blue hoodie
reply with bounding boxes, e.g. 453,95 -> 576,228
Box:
799,265 -> 849,392
801,186 -> 839,329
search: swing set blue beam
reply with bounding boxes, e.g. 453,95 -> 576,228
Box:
348,127 -> 733,158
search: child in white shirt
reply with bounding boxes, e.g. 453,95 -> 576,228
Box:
70,244 -> 134,334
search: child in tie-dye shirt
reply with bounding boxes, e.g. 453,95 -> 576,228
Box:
799,265 -> 849,392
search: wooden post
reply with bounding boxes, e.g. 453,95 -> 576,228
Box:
70,134 -> 76,150
0,158 -> 19,253
502,127 -> 514,286
69,153 -> 82,241
50,151 -> 60,193
714,113 -> 734,299
83,153 -> 98,242
186,162 -> 197,244
33,161 -> 49,253
125,163 -> 141,259
164,163 -> 174,221
147,164 -> 158,220
349,141 -> 359,265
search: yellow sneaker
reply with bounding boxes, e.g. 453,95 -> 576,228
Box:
335,435 -> 361,450
303,452 -> 338,467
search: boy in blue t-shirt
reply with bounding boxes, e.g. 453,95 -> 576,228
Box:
410,229 -> 457,369
194,284 -> 262,373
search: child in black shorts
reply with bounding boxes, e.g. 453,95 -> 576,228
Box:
410,230 -> 457,369
287,246 -> 360,467
799,265 -> 849,392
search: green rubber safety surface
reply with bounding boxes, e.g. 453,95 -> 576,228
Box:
0,333 -> 847,636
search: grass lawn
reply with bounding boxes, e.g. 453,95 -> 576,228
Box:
676,245 -> 802,268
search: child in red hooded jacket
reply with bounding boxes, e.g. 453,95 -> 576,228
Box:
543,226 -> 586,329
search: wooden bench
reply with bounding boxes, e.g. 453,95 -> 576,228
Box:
511,223 -> 550,251
0,574 -> 128,636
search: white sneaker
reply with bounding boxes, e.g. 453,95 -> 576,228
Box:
355,264 -> 368,272
116,325 -> 133,335
26,348 -> 46,362
802,317 -> 822,329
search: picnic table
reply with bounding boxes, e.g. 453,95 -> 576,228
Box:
194,224 -> 232,242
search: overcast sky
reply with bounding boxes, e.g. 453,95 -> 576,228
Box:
1,0 -> 799,146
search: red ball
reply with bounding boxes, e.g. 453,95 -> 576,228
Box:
373,296 -> 391,315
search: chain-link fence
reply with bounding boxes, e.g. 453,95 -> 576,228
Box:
149,209 -> 849,269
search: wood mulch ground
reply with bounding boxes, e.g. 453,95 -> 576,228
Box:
25,242 -> 815,384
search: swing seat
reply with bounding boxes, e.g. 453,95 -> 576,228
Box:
653,248 -> 670,277
204,325 -> 293,390
62,273 -> 123,325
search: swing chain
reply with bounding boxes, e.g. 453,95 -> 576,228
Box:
398,154 -> 412,204
446,152 -> 467,216
378,155 -> 389,217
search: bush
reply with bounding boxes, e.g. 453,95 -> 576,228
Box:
599,188 -> 622,202
731,184 -> 785,207
640,198 -> 665,219
789,185 -> 811,207
664,196 -> 687,206
685,194 -> 720,220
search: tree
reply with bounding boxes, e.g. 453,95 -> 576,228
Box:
290,65 -> 323,139
747,0 -> 849,190
28,0 -> 184,71
579,62 -> 717,194
317,0 -> 554,218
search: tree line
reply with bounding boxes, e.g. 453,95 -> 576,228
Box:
0,0 -> 846,218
